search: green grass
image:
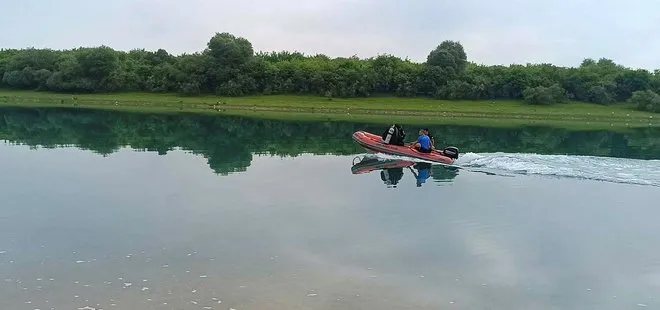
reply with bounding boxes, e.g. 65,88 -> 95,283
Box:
0,89 -> 657,130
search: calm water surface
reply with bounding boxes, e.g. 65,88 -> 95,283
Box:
0,108 -> 659,310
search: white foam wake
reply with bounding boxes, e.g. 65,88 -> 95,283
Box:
455,152 -> 660,187
364,152 -> 660,187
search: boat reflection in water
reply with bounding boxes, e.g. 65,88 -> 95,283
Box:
351,155 -> 459,187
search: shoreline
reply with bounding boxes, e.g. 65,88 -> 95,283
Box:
0,90 -> 657,130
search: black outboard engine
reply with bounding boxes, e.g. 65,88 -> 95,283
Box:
442,146 -> 459,159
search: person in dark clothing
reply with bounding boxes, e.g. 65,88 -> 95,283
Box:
381,124 -> 406,146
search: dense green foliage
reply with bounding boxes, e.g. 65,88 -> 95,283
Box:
0,107 -> 657,176
522,84 -> 568,105
1,32 -> 659,113
628,90 -> 660,113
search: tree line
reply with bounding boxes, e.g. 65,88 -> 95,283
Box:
1,32 -> 659,112
0,107 -> 657,176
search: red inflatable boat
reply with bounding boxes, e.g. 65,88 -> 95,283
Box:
352,131 -> 459,165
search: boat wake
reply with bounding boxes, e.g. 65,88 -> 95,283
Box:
367,152 -> 660,187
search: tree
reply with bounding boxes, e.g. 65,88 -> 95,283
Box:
614,69 -> 651,101
0,32 -> 659,107
204,32 -> 254,92
426,40 -> 467,77
205,32 -> 254,66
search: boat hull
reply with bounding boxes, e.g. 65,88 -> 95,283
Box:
352,131 -> 456,165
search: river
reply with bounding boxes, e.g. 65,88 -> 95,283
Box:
0,107 -> 659,310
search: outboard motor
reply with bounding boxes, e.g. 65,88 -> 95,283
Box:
442,146 -> 459,159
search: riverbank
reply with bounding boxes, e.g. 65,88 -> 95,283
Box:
0,90 -> 656,130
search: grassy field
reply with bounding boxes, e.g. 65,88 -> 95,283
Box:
0,89 -> 657,130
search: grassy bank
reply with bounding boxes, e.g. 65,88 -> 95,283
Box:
0,90 -> 657,130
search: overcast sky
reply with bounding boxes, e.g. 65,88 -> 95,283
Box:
1,0 -> 659,69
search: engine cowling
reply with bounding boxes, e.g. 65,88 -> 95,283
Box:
442,146 -> 459,159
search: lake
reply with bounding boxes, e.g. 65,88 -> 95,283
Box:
0,107 -> 659,310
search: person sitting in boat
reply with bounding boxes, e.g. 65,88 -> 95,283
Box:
409,129 -> 432,153
422,128 -> 435,150
381,124 -> 406,146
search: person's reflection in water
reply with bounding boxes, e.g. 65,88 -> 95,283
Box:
380,167 -> 404,188
408,162 -> 433,187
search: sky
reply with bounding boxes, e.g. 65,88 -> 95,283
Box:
1,0 -> 659,69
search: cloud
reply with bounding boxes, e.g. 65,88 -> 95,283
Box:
1,0 -> 659,69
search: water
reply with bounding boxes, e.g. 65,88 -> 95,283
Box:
0,107 -> 659,310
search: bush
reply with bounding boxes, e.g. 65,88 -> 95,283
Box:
548,83 -> 568,103
588,85 -> 615,104
522,83 -> 568,105
629,90 -> 660,113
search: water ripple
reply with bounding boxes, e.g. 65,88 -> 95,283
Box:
456,152 -> 660,187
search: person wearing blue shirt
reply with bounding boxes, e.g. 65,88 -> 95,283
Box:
410,129 -> 432,153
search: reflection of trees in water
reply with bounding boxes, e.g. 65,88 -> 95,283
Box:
0,107 -> 658,174
202,146 -> 252,175
432,165 -> 460,183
